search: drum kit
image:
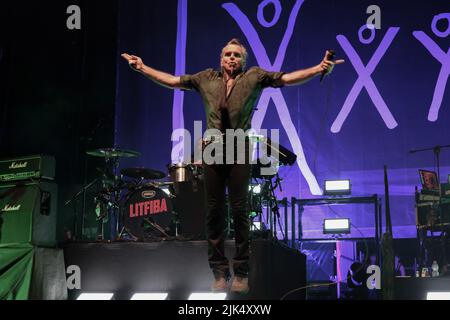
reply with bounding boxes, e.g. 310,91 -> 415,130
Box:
81,147 -> 203,242
74,138 -> 293,242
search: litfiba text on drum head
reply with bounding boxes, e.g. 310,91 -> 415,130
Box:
122,186 -> 174,240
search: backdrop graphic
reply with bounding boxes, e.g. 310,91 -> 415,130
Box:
116,0 -> 450,239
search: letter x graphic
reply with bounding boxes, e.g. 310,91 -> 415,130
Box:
332,27 -> 400,133
223,0 -> 322,195
413,31 -> 450,122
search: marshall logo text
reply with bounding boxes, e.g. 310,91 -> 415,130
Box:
2,204 -> 21,212
8,162 -> 28,169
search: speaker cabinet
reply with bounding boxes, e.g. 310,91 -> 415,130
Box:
0,181 -> 58,246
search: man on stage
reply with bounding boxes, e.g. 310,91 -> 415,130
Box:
122,38 -> 343,294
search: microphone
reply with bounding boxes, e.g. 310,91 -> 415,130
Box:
230,65 -> 237,77
320,50 -> 336,83
129,61 -> 138,70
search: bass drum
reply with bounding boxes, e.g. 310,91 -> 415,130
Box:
122,186 -> 174,240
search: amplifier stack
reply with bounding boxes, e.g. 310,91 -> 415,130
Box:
0,155 -> 58,247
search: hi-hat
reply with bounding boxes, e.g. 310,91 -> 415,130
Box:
86,148 -> 140,158
121,167 -> 166,180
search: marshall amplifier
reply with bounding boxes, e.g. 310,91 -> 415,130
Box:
0,155 -> 55,183
0,181 -> 58,246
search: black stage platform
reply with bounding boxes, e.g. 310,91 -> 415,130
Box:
394,277 -> 450,300
64,239 -> 307,300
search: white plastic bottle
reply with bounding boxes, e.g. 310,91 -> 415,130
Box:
431,261 -> 439,277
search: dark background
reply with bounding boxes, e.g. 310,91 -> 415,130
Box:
0,1 -> 119,240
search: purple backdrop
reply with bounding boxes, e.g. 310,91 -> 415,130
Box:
115,0 -> 450,239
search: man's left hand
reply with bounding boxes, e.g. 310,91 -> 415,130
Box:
319,50 -> 345,76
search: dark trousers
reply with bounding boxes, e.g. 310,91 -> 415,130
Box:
203,161 -> 251,279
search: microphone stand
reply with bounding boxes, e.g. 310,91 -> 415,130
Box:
268,171 -> 284,240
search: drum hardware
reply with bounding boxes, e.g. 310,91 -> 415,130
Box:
84,148 -> 140,241
86,148 -> 141,159
121,167 -> 165,180
65,178 -> 101,207
68,146 -> 179,242
147,181 -> 176,199
168,163 -> 203,194
168,163 -> 195,183
117,225 -> 139,242
142,217 -> 171,239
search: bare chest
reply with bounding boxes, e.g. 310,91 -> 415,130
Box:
226,79 -> 235,97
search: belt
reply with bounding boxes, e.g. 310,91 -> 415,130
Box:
203,133 -> 224,144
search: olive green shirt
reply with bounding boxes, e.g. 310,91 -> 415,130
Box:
180,67 -> 285,131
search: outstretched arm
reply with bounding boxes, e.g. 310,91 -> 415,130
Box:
121,53 -> 181,89
281,50 -> 345,86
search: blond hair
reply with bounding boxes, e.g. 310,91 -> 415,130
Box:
221,38 -> 248,69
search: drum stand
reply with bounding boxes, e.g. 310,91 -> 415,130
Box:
81,148 -> 142,241
117,218 -> 172,241
95,156 -> 122,241
117,225 -> 139,241
65,178 -> 100,240
143,218 -> 171,238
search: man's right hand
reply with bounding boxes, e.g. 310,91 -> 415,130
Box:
121,53 -> 144,71
120,53 -> 181,89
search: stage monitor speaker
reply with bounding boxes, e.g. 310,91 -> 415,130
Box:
0,181 -> 58,247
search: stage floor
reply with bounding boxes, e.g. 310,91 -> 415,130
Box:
63,239 -> 307,300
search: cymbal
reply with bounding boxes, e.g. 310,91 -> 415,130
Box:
86,148 -> 140,158
121,167 -> 166,180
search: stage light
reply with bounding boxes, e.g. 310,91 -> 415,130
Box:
188,293 -> 227,300
251,221 -> 262,231
323,218 -> 351,234
324,179 -> 351,196
427,292 -> 450,300
130,293 -> 168,300
76,293 -> 114,300
249,184 -> 262,194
